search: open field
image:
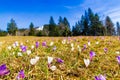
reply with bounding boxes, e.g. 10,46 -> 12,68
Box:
0,36 -> 120,80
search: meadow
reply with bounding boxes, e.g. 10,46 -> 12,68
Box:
0,36 -> 120,80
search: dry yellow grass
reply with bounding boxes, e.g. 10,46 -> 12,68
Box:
0,36 -> 120,80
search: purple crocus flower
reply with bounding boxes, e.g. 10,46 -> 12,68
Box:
42,41 -> 47,47
53,46 -> 56,51
36,41 -> 39,48
90,51 -> 96,61
56,58 -> 64,63
14,41 -> 19,47
116,56 -> 120,64
17,70 -> 25,79
82,44 -> 87,51
0,64 -> 10,76
68,37 -> 70,40
14,43 -> 17,47
104,48 -> 108,53
20,45 -> 27,52
95,74 -> 106,80
84,44 -> 87,48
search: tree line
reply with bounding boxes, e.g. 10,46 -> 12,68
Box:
0,8 -> 120,36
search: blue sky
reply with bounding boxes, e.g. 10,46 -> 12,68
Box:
0,0 -> 120,30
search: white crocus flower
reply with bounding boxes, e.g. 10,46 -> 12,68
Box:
12,43 -> 16,48
31,45 -> 34,49
35,56 -> 40,60
71,47 -> 74,51
88,41 -> 91,46
16,43 -> 19,46
84,59 -> 90,67
96,41 -> 99,44
30,56 -> 40,65
62,39 -> 66,44
48,56 -> 54,64
26,50 -> 31,55
77,45 -> 81,52
116,51 -> 120,54
71,43 -> 74,47
18,52 -> 22,56
30,59 -> 37,65
50,65 -> 57,71
50,42 -> 54,46
8,46 -> 12,50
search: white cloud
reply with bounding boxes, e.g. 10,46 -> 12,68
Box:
64,6 -> 78,9
104,7 -> 120,15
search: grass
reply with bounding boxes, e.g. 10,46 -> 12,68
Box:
0,36 -> 120,80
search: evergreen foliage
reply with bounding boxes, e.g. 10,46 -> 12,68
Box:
7,19 -> 18,36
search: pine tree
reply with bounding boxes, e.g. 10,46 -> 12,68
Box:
116,22 -> 120,36
49,16 -> 56,25
29,22 -> 35,36
58,16 -> 64,36
49,16 -> 58,36
73,8 -> 105,36
62,17 -> 71,36
42,24 -> 49,36
58,16 -> 63,25
58,16 -> 71,36
105,16 -> 115,36
63,17 -> 70,29
83,11 -> 89,35
7,18 -> 18,36
72,22 -> 82,36
90,14 -> 104,36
